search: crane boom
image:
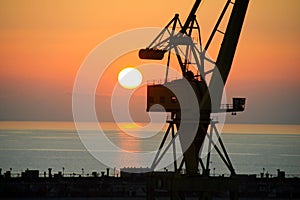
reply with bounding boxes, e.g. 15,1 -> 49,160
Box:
209,0 -> 249,111
180,0 -> 201,34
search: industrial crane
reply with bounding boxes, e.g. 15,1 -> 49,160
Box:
139,0 -> 249,199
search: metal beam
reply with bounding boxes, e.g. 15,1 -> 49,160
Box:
209,0 -> 250,109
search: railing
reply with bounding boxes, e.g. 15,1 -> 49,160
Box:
220,104 -> 234,110
4,172 -> 106,178
147,77 -> 181,85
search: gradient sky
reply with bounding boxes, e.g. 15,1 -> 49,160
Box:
0,0 -> 299,124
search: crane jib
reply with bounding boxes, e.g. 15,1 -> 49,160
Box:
209,0 -> 249,111
180,0 -> 202,34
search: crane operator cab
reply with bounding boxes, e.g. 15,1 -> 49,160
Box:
146,70 -> 212,117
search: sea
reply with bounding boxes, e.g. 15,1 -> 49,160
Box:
0,121 -> 299,177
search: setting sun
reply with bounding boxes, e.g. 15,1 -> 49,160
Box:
118,67 -> 142,89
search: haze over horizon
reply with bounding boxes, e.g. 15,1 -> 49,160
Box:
0,0 -> 299,124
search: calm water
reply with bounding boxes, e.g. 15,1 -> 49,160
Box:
0,121 -> 299,177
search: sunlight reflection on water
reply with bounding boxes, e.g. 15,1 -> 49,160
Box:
0,121 -> 299,175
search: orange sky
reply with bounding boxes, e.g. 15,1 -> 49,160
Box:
0,0 -> 299,124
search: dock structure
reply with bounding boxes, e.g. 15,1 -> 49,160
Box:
0,168 -> 299,198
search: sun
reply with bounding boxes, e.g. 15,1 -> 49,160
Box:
118,67 -> 142,89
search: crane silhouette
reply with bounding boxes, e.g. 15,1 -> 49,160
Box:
139,0 -> 249,199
